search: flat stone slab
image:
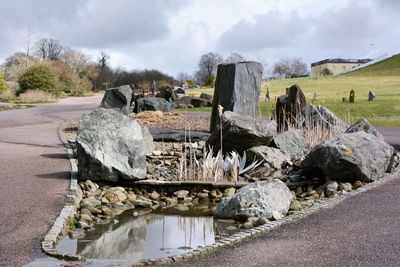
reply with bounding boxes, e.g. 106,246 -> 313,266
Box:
149,127 -> 210,142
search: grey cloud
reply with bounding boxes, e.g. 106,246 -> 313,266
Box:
0,0 -> 187,50
311,4 -> 379,51
216,11 -> 309,52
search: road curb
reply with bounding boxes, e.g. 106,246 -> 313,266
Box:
40,128 -> 83,261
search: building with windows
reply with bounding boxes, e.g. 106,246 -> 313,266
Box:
310,58 -> 371,77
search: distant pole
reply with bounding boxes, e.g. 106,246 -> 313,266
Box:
103,82 -> 110,90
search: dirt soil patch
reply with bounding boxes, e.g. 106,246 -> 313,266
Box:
129,111 -> 210,132
60,111 -> 211,141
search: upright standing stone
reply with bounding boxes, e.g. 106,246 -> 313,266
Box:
210,61 -> 263,132
99,85 -> 132,115
368,90 -> 375,101
266,87 -> 270,102
313,89 -> 318,101
349,90 -> 355,103
275,84 -> 308,132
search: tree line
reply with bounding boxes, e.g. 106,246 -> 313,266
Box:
0,35 -> 310,98
178,52 -> 309,86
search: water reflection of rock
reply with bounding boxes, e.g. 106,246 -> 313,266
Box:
77,211 -> 162,260
75,205 -> 238,261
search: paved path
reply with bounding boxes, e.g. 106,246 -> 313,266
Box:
172,126 -> 400,267
0,95 -> 102,267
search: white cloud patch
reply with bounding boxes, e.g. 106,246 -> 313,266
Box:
217,11 -> 309,51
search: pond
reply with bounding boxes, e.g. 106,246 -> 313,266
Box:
56,204 -> 238,264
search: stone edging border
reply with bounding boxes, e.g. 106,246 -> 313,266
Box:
40,128 -> 400,265
40,128 -> 83,261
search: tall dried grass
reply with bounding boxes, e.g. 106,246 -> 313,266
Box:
18,90 -> 56,102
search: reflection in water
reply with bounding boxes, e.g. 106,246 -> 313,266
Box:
57,205 -> 237,263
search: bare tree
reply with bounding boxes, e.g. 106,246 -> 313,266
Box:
98,51 -> 110,71
196,52 -> 222,85
175,72 -> 192,83
2,51 -> 38,81
35,38 -> 63,60
273,57 -> 308,78
61,48 -> 91,74
224,52 -> 245,63
25,27 -> 36,68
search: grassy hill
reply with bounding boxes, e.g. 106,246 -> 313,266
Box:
344,54 -> 400,76
179,55 -> 400,128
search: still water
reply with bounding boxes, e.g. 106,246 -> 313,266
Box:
57,205 -> 237,263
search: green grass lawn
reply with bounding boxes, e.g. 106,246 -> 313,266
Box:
185,74 -> 400,128
262,75 -> 400,127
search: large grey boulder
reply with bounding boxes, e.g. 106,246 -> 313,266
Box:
247,146 -> 291,170
99,85 -> 132,115
206,111 -> 277,154
271,129 -> 309,157
297,104 -> 347,133
200,93 -> 213,101
302,131 -> 394,183
210,61 -> 263,132
174,95 -> 194,105
135,97 -> 171,113
76,108 -> 147,182
191,97 -> 209,108
345,118 -> 384,139
214,180 -> 293,219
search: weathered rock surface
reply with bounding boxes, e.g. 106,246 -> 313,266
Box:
214,180 -> 293,219
135,97 -> 171,113
174,88 -> 185,95
99,85 -> 132,115
210,61 -> 263,132
174,96 -> 194,105
76,108 -> 147,182
275,84 -> 308,131
302,131 -> 394,182
297,104 -> 347,133
200,93 -> 213,101
247,146 -> 291,170
149,127 -> 210,142
141,126 -> 155,154
206,111 -> 277,154
345,118 -> 384,139
271,129 -> 309,157
191,97 -> 209,108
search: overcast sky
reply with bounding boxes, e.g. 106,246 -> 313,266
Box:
1,0 -> 399,77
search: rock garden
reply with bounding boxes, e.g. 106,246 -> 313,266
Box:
51,61 -> 398,265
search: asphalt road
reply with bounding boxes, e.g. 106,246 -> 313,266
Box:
170,126 -> 400,267
0,95 -> 103,267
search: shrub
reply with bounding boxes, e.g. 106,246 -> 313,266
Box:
17,65 -> 56,96
205,76 -> 215,87
321,68 -> 333,76
186,79 -> 194,86
0,70 -> 8,94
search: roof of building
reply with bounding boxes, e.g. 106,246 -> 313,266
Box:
311,58 -> 372,67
